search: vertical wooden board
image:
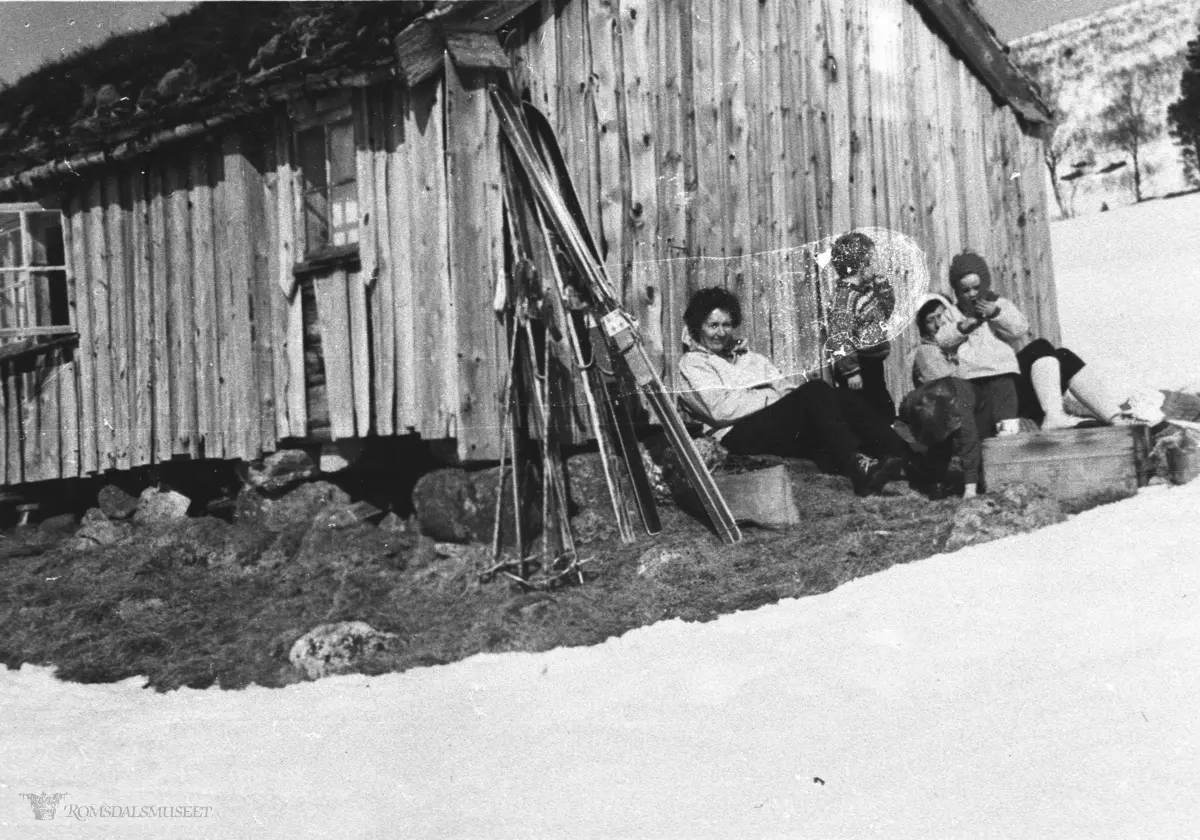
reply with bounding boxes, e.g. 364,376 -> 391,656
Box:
369,88 -> 395,437
820,0 -> 851,238
6,363 -> 19,484
621,0 -> 664,376
792,0 -> 822,246
522,0 -> 559,124
677,0 -> 700,296
165,161 -> 197,455
411,77 -> 456,439
689,0 -> 720,272
86,179 -> 115,472
219,131 -> 260,460
556,0 -> 597,238
130,168 -> 153,467
188,147 -> 219,457
67,193 -> 97,474
984,104 -> 1013,296
272,117 -> 304,439
349,90 -> 374,439
104,172 -> 133,471
587,0 -> 625,299
58,352 -> 79,479
845,0 -> 871,230
146,165 -> 172,463
347,267 -> 371,438
388,86 -> 417,433
57,203 -> 80,478
654,0 -> 687,390
920,25 -> 945,281
312,271 -> 355,439
0,362 -> 7,484
723,0 -> 754,339
444,59 -> 504,462
37,352 -> 61,481
257,123 -> 282,452
759,0 -> 793,368
210,146 -> 238,458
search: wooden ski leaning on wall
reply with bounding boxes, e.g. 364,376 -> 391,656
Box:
490,86 -> 741,545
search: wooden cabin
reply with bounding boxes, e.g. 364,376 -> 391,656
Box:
0,0 -> 1057,491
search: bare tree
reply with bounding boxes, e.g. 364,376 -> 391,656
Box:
1097,65 -> 1172,202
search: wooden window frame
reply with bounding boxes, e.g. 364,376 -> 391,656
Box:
0,202 -> 76,348
290,91 -> 360,271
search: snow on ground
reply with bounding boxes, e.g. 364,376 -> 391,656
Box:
3,483 -> 1199,838
3,196 -> 1200,839
1053,191 -> 1200,395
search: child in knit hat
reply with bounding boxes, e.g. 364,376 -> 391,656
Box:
825,232 -> 897,422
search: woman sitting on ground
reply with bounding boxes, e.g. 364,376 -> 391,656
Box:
678,286 -> 908,497
916,253 -> 1125,436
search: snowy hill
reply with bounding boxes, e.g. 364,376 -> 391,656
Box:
1010,0 -> 1200,217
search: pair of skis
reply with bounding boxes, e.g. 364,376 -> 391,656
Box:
491,86 -> 741,545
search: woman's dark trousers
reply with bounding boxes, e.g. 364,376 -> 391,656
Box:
721,380 -> 905,473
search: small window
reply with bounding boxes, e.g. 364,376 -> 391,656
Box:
295,113 -> 358,257
0,205 -> 71,346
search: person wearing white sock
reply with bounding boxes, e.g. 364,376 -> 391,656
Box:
1030,356 -> 1084,430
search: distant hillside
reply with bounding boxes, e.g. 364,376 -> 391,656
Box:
1010,0 -> 1199,217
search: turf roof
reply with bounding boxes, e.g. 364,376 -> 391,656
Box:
0,2 -> 430,180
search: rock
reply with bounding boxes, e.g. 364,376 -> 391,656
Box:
98,484 -> 139,519
288,621 -> 400,681
569,508 -> 616,545
378,512 -> 409,533
943,482 -> 1066,553
38,513 -> 78,535
76,508 -> 130,546
133,488 -> 192,525
318,440 -> 364,473
238,449 -> 317,493
234,481 -> 350,532
636,546 -> 688,577
310,502 -> 361,532
411,467 -> 535,545
348,500 -> 385,525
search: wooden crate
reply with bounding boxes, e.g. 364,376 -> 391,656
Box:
982,426 -> 1140,504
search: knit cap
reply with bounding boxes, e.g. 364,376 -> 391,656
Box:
948,252 -> 991,293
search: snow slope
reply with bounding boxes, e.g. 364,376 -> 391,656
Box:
4,197 -> 1200,839
3,482 -> 1198,838
1053,191 -> 1200,394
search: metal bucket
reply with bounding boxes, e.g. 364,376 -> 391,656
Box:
1166,445 -> 1200,486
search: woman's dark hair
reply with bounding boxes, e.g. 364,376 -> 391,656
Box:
831,231 -> 875,278
916,298 -> 946,337
684,286 -> 742,342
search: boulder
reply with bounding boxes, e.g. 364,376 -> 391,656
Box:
234,481 -> 351,532
76,508 -> 131,546
636,546 -> 689,578
97,484 -> 139,519
133,488 -> 192,525
237,449 -> 317,493
288,621 -> 401,681
411,467 -> 535,545
378,512 -> 409,533
38,513 -> 78,535
943,482 -> 1066,553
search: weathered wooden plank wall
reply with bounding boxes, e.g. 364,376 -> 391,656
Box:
507,0 -> 1059,403
0,0 -> 1059,487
